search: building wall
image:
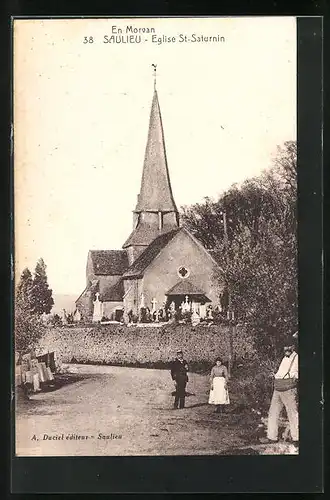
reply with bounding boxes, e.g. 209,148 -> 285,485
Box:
76,289 -> 93,320
141,211 -> 159,225
86,251 -> 95,285
141,229 -> 223,311
162,211 -> 178,230
78,254 -> 124,320
126,246 -> 135,266
126,245 -> 147,266
102,301 -> 124,319
123,278 -> 142,319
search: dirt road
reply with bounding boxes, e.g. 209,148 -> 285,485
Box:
15,364 -> 297,456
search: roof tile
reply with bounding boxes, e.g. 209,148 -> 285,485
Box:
123,228 -> 181,278
166,280 -> 210,299
90,250 -> 128,275
100,279 -> 124,302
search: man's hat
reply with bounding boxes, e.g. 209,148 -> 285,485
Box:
283,343 -> 295,350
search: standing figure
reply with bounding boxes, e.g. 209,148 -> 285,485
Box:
140,307 -> 147,323
127,310 -> 133,323
145,307 -> 151,322
170,350 -> 189,409
260,342 -> 298,444
208,357 -> 230,413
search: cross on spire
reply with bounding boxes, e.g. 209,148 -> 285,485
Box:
152,63 -> 157,89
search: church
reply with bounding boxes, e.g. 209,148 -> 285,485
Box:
76,72 -> 223,324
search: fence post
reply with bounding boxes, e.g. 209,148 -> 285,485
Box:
228,310 -> 236,376
228,320 -> 233,376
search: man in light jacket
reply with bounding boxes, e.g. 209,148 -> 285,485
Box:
260,342 -> 299,444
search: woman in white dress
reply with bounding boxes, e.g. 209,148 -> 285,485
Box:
208,357 -> 230,413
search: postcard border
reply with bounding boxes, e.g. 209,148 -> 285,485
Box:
8,15 -> 323,494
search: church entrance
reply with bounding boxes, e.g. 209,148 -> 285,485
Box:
114,308 -> 124,322
165,293 -> 211,319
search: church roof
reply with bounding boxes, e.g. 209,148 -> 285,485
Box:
166,280 -> 211,301
90,250 -> 129,276
123,228 -> 182,278
100,279 -> 124,302
134,89 -> 178,213
123,223 -> 174,248
77,278 -> 124,302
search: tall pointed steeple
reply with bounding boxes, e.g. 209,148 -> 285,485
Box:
135,81 -> 177,213
123,67 -> 180,263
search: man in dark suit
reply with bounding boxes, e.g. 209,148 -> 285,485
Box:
171,350 -> 189,409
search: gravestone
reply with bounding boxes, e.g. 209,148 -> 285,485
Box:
73,309 -> 81,323
191,309 -> 200,326
151,297 -> 157,313
93,292 -> 102,322
199,303 -> 206,319
207,307 -> 214,320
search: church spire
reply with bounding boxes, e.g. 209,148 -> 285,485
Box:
123,69 -> 179,261
152,63 -> 157,90
134,67 -> 178,214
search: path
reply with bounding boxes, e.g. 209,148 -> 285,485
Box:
15,365 -> 297,456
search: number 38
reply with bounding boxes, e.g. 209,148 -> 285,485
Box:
83,36 -> 94,44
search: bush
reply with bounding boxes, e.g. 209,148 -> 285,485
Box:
230,358 -> 278,414
48,313 -> 62,327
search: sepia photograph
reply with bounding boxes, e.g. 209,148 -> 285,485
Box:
13,17 -> 299,457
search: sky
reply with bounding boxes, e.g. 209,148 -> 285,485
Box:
14,17 -> 297,296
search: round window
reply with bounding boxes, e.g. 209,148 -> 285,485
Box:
178,266 -> 190,279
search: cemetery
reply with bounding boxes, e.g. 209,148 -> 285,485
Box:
15,350 -> 56,397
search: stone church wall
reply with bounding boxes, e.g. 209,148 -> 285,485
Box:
76,289 -> 93,321
86,251 -> 96,285
127,246 -> 147,266
102,301 -> 124,319
141,230 -> 223,311
123,278 -> 143,320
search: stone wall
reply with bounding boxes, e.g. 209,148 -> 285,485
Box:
37,324 -> 256,369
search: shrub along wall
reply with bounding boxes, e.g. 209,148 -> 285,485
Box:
37,324 -> 256,371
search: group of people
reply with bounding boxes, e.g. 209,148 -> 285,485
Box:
170,350 -> 230,412
170,336 -> 299,445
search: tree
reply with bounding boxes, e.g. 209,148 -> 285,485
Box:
181,179 -> 280,248
213,219 -> 297,357
15,306 -> 45,354
15,267 -> 46,354
16,268 -> 34,313
182,141 -> 298,357
181,141 -> 297,250
31,258 -> 54,315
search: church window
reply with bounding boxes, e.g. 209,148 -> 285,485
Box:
178,266 -> 190,279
